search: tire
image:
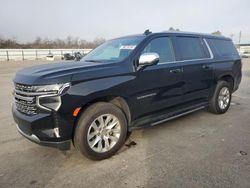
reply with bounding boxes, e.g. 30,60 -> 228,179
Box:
74,102 -> 128,160
208,81 -> 232,114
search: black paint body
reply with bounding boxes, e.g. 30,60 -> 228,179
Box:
12,32 -> 242,150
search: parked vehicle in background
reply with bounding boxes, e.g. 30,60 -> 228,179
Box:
46,52 -> 54,61
241,51 -> 250,58
74,52 -> 83,61
62,53 -> 75,60
62,52 -> 83,61
12,30 -> 242,160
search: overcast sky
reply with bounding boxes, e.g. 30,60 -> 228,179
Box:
0,0 -> 249,43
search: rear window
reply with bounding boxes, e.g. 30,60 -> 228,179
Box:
207,39 -> 238,57
176,37 -> 209,60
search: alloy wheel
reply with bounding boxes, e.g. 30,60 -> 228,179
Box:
218,87 -> 230,110
87,114 -> 121,153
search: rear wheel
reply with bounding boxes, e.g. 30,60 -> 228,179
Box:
208,81 -> 232,114
74,102 -> 127,160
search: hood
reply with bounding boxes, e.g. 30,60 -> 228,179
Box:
14,60 -> 127,85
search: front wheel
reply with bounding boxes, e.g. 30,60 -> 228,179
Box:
208,81 -> 232,114
74,102 -> 128,160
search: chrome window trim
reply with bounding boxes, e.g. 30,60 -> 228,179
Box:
203,38 -> 214,59
157,38 -> 214,65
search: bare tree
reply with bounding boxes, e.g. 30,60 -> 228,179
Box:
168,27 -> 180,31
211,31 -> 222,36
0,36 -> 105,49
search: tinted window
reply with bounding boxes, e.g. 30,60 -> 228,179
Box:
207,39 -> 238,57
176,37 -> 209,60
142,37 -> 175,63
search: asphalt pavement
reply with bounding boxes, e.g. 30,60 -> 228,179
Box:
0,59 -> 249,188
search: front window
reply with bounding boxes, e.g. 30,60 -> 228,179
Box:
82,36 -> 145,62
142,37 -> 175,63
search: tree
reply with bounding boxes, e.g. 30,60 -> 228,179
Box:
211,31 -> 222,36
169,27 -> 175,31
168,27 -> 180,31
0,36 -> 105,49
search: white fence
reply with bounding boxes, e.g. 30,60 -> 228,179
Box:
0,49 -> 92,61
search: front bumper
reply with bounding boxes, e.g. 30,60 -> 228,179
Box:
16,124 -> 71,150
12,105 -> 73,150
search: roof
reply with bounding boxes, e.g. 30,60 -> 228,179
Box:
151,31 -> 230,40
116,30 -> 230,41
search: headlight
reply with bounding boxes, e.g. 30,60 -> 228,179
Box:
36,83 -> 70,111
34,83 -> 70,94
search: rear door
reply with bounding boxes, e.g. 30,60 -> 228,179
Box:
130,36 -> 184,118
173,36 -> 213,103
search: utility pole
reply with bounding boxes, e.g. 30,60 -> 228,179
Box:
78,39 -> 81,49
230,34 -> 234,42
238,31 -> 242,51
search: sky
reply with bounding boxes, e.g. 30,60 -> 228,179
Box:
0,0 -> 250,44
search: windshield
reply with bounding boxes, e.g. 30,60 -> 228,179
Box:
82,36 -> 145,62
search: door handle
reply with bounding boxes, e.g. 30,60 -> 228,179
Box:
170,68 -> 183,73
202,65 -> 210,69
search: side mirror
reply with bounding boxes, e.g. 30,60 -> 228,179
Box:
138,53 -> 159,67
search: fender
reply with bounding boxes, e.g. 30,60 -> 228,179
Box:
60,75 -> 135,115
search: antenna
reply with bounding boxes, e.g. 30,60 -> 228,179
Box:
144,29 -> 152,35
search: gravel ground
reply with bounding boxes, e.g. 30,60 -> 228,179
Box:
0,59 -> 249,188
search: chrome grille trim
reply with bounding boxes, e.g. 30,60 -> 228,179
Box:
14,93 -> 34,102
13,82 -> 68,115
15,83 -> 34,91
15,99 -> 36,106
15,90 -> 57,96
14,83 -> 38,115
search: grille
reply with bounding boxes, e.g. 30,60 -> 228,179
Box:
14,83 -> 37,115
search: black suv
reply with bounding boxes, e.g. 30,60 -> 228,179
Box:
12,31 -> 242,160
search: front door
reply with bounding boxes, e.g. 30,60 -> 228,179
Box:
130,36 -> 184,119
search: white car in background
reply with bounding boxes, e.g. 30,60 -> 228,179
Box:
241,51 -> 250,58
46,52 -> 54,61
238,50 -> 250,58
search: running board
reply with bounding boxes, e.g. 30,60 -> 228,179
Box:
151,106 -> 205,126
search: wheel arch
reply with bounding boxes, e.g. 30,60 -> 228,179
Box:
72,96 -> 131,141
217,74 -> 234,90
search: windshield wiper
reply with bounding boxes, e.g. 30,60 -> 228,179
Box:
84,59 -> 101,62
